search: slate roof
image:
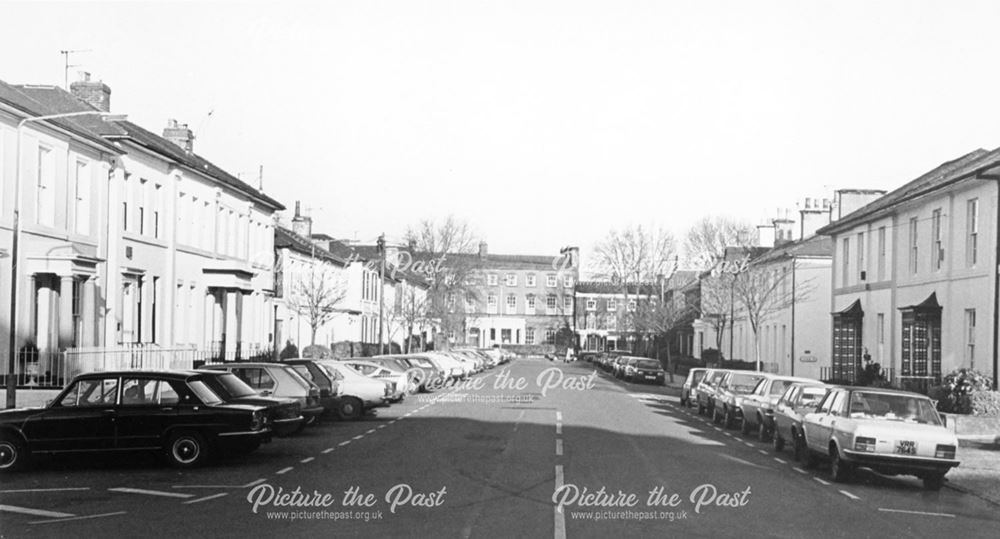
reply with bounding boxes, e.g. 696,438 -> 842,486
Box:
575,281 -> 662,296
0,80 -> 122,152
818,148 -> 1000,235
274,226 -> 347,266
752,234 -> 833,264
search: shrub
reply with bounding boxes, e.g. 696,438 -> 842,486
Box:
702,348 -> 722,364
936,368 -> 995,414
969,391 -> 1000,417
302,344 -> 332,359
857,360 -> 893,388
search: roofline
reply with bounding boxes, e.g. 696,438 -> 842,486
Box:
0,101 -> 124,155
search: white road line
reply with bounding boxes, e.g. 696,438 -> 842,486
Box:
352,435 -> 364,441
556,411 -> 563,421
183,493 -> 229,505
276,467 -> 294,475
773,457 -> 787,464
813,477 -> 831,486
556,439 -> 563,456
554,465 -> 566,539
0,505 -> 75,518
377,424 -> 386,429
322,448 -> 335,454
108,488 -> 194,499
339,440 -> 351,447
793,467 -> 808,474
743,442 -> 754,447
839,490 -> 861,500
0,488 -> 89,494
366,429 -> 376,435
556,423 -> 562,435
878,508 -> 955,518
300,457 -> 314,464
758,450 -> 768,455
30,511 -> 127,525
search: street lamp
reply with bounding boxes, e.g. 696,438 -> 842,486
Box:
6,110 -> 125,409
377,233 -> 386,355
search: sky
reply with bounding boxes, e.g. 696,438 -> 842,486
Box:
2,0 -> 999,261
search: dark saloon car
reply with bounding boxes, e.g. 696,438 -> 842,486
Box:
280,358 -> 343,416
622,358 -> 666,385
196,370 -> 305,436
0,371 -> 271,472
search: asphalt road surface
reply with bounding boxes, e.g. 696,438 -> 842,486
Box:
1,358 -> 997,538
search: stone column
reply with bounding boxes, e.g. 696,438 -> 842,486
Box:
58,276 -> 75,350
82,277 -> 97,347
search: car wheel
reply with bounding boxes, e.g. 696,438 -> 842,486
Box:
164,431 -> 208,468
793,434 -> 807,463
0,434 -> 29,473
758,420 -> 770,442
923,473 -> 945,491
680,396 -> 687,407
773,431 -> 785,452
830,448 -> 853,483
697,403 -> 705,415
740,417 -> 751,435
712,407 -> 722,424
804,448 -> 820,469
724,409 -> 735,429
338,397 -> 364,421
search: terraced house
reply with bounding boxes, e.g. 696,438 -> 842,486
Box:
817,148 -> 1000,392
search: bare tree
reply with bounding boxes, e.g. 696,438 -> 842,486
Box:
697,273 -> 736,353
388,285 -> 429,353
732,260 -> 813,371
683,216 -> 756,269
286,264 -> 348,346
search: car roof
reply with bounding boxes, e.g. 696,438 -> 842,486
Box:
72,369 -> 199,381
829,386 -> 931,397
202,362 -> 295,370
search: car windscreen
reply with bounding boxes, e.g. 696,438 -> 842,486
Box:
284,367 -> 314,389
636,360 -> 660,370
730,374 -> 766,394
769,380 -> 794,395
188,380 -> 223,405
691,371 -> 706,383
211,373 -> 258,399
407,358 -> 435,368
848,392 -> 942,425
800,387 -> 827,407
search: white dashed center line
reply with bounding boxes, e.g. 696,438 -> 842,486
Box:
793,467 -> 808,474
183,493 -> 229,505
300,457 -> 314,464
839,490 -> 860,500
276,467 -> 294,475
813,477 -> 831,486
108,488 -> 193,499
773,457 -> 787,464
556,439 -> 563,456
322,448 -> 335,454
339,440 -> 351,447
878,508 -> 955,518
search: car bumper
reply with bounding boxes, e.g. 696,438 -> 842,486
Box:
272,416 -> 306,436
842,450 -> 960,474
301,405 -> 326,419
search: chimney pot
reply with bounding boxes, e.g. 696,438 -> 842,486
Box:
69,74 -> 111,112
162,119 -> 195,152
478,241 -> 488,257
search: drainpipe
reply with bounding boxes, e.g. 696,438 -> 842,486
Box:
790,256 -> 796,377
993,180 -> 1000,390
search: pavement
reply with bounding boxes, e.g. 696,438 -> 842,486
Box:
0,358 -> 998,538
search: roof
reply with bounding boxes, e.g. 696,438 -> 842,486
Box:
72,370 -> 199,381
274,226 -> 347,266
10,82 -> 284,212
575,281 -> 662,295
445,252 -> 561,270
818,148 -> 1000,235
753,234 -> 833,264
317,242 -> 430,287
0,81 -> 123,153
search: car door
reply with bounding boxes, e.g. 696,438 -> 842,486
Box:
807,390 -> 844,450
773,386 -> 797,435
22,377 -> 118,452
115,377 -> 177,450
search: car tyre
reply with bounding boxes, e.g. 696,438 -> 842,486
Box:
0,434 -> 29,473
923,473 -> 945,491
740,417 -> 751,435
804,448 -> 820,469
830,449 -> 853,483
758,420 -> 770,443
773,431 -> 785,452
697,403 -> 705,415
712,407 -> 722,424
338,397 -> 364,421
164,430 -> 208,468
793,435 -> 807,463
723,409 -> 735,429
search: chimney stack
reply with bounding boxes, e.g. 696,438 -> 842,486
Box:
291,200 -> 313,238
163,119 -> 195,152
478,241 -> 488,258
69,72 -> 111,112
757,223 -> 776,248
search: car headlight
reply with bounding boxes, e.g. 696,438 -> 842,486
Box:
250,410 -> 264,431
935,444 -> 956,459
854,436 -> 876,452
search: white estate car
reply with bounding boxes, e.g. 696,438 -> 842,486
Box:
802,387 -> 960,490
316,361 -> 391,420
342,359 -> 412,400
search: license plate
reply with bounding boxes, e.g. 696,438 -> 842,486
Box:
895,440 -> 916,455
645,375 -> 656,379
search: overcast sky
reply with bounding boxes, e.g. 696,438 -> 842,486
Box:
2,0 -> 999,260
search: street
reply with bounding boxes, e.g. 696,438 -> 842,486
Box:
1,358 -> 996,538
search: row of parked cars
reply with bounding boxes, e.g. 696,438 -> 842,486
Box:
588,352 -> 668,385
0,348 -> 514,472
678,368 -> 960,490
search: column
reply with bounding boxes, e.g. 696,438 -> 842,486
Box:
82,277 -> 97,347
223,290 -> 240,359
58,276 -> 75,350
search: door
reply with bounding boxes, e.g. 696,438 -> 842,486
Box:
115,378 -> 179,449
23,377 -> 118,452
807,391 -> 844,450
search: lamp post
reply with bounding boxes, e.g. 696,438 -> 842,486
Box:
377,234 -> 386,355
6,110 -> 125,409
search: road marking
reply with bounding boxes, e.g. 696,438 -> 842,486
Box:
556,411 -> 563,421
717,453 -> 768,469
322,448 -> 335,454
793,467 -> 808,474
366,429 -> 376,435
339,440 -> 351,447
773,457 -> 787,464
276,467 -> 294,475
30,511 -> 127,525
183,493 -> 229,505
743,442 -> 754,447
758,450 -> 768,455
352,435 -> 364,441
0,505 -> 75,518
554,465 -> 567,539
243,479 -> 267,488
108,488 -> 193,499
556,423 -> 562,435
839,490 -> 860,500
300,457 -> 315,464
556,439 -> 563,456
377,424 -> 386,429
0,488 -> 90,494
878,508 -> 955,518
813,477 -> 831,486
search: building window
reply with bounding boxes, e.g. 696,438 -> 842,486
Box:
564,296 -> 572,311
138,179 -> 148,235
563,276 -> 573,288
72,278 -> 83,346
841,237 -> 850,287
506,294 -> 516,313
967,199 -> 979,267
585,313 -> 596,330
544,328 -> 556,344
526,295 -> 536,311
526,274 -> 536,287
909,217 -> 919,274
74,160 -> 90,235
900,307 -> 941,380
36,146 -> 55,226
627,300 -> 637,311
586,299 -> 597,311
931,208 -> 943,270
607,299 -> 616,311
877,313 -> 885,344
153,185 -> 162,239
605,313 -> 617,331
504,273 -> 516,286
487,294 -> 498,313
465,294 -> 475,311
877,226 -> 886,281
546,274 -> 557,287
487,274 -> 498,286
525,328 -> 535,345
856,232 -> 865,279
546,295 -> 557,313
965,309 -> 976,368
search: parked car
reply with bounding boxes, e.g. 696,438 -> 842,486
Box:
317,361 -> 392,420
611,356 -> 631,378
581,352 -> 599,363
425,352 -> 469,380
342,359 -> 411,400
201,363 -> 325,424
713,371 -> 768,428
622,357 -> 666,385
0,370 -> 271,471
738,375 -> 817,441
680,368 -> 707,407
370,354 -> 448,391
280,358 -> 343,416
695,369 -> 729,416
197,369 -> 306,437
772,382 -> 830,461
801,387 -> 960,489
